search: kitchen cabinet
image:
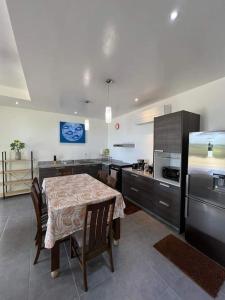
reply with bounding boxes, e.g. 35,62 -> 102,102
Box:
154,111 -> 182,153
122,170 -> 155,214
153,110 -> 200,232
122,169 -> 181,230
73,164 -> 101,178
39,163 -> 102,185
154,111 -> 200,154
87,164 -> 102,178
39,166 -> 73,185
153,181 -> 180,228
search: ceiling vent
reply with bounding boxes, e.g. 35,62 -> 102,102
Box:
136,104 -> 172,125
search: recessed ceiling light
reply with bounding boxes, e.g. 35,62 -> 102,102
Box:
74,111 -> 78,114
134,98 -> 139,102
170,10 -> 178,22
16,101 -> 19,105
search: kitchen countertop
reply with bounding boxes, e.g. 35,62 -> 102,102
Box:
38,159 -> 127,169
123,167 -> 154,179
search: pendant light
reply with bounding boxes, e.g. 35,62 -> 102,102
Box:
84,119 -> 89,131
105,79 -> 113,124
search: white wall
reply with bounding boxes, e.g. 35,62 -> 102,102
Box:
108,77 -> 225,163
0,106 -> 108,161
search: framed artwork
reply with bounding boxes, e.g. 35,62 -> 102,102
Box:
60,122 -> 85,143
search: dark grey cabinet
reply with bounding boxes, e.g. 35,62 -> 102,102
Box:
154,111 -> 200,153
154,111 -> 182,153
153,110 -> 200,232
39,163 -> 102,185
73,164 -> 101,178
154,181 -> 180,227
122,170 -> 181,230
39,166 -> 73,185
87,164 -> 102,178
39,167 -> 57,185
122,171 -> 155,213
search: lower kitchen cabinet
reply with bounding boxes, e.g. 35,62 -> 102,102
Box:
39,166 -> 73,185
73,164 -> 101,178
153,181 -> 181,228
39,163 -> 102,185
122,171 -> 155,213
122,170 -> 181,230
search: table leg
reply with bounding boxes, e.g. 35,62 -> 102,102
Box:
51,241 -> 60,278
112,218 -> 120,246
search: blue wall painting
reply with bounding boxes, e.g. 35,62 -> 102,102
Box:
60,122 -> 85,143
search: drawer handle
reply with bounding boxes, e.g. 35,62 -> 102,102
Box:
159,200 -> 170,208
130,187 -> 139,192
131,174 -> 138,178
160,182 -> 170,188
155,150 -> 164,153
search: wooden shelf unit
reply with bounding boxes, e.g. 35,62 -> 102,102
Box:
1,151 -> 34,199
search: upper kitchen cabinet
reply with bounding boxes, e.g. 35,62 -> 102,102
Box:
154,111 -> 200,154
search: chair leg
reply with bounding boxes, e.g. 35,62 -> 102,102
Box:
82,260 -> 88,292
33,234 -> 42,265
108,246 -> 114,273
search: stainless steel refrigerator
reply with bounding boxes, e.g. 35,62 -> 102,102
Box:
185,131 -> 225,266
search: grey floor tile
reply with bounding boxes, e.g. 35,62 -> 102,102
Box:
0,252 -> 30,300
156,287 -> 181,300
28,267 -> 78,300
29,243 -> 69,281
0,216 -> 8,239
173,276 -> 213,300
71,254 -> 114,296
1,196 -> 222,300
0,214 -> 33,260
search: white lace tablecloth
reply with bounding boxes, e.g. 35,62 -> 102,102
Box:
42,174 -> 125,249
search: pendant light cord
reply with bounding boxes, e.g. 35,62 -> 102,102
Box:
107,83 -> 109,105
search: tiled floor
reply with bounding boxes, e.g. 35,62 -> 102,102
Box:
1,195 -> 225,300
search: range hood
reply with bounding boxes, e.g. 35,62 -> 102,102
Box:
113,143 -> 135,148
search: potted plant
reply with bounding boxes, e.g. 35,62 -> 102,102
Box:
10,140 -> 25,160
103,148 -> 110,157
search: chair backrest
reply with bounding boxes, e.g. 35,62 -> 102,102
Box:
83,197 -> 116,253
107,176 -> 117,189
31,185 -> 42,232
97,170 -> 108,184
32,177 -> 43,210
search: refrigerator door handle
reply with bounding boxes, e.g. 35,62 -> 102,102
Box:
186,174 -> 190,197
185,196 -> 189,218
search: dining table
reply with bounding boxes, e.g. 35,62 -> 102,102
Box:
42,173 -> 125,278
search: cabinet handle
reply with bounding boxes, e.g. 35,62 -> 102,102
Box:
185,196 -> 189,218
186,174 -> 190,197
160,182 -> 170,188
130,187 -> 139,193
159,200 -> 170,208
154,150 -> 164,153
131,174 -> 138,178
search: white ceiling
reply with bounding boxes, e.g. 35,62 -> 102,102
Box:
0,0 -> 30,100
1,0 -> 225,118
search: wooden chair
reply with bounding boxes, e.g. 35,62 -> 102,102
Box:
32,177 -> 47,215
107,176 -> 117,189
70,197 -> 116,291
97,170 -> 108,184
31,185 -> 47,264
